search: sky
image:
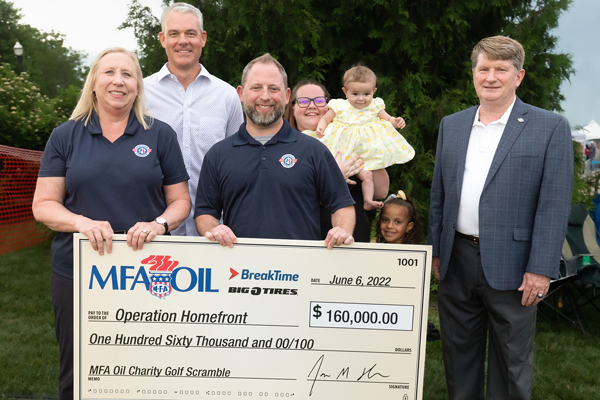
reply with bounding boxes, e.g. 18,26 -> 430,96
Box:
12,0 -> 599,128
14,0 -> 164,60
553,0 -> 599,128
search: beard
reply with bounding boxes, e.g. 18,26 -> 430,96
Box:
243,101 -> 286,127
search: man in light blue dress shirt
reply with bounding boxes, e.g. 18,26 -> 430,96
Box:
144,2 -> 244,236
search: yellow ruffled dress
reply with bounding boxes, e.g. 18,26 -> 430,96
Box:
320,98 -> 415,170
301,130 -> 319,139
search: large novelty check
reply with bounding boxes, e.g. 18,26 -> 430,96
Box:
74,234 -> 432,400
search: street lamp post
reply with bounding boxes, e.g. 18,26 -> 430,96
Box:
13,41 -> 23,74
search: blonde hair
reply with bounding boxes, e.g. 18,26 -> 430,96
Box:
471,36 -> 525,72
70,47 -> 152,129
342,64 -> 377,88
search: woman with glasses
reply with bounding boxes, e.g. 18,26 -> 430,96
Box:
284,80 -> 330,138
284,80 -> 389,242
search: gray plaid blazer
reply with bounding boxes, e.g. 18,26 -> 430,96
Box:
428,97 -> 573,290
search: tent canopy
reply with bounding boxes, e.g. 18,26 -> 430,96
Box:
572,120 -> 600,142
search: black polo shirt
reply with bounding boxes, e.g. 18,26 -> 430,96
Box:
39,112 -> 189,279
194,120 -> 354,240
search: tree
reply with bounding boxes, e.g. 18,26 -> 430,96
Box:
0,63 -> 76,150
0,0 -> 85,149
0,0 -> 21,67
124,0 -> 574,232
120,0 -> 167,75
0,0 -> 86,97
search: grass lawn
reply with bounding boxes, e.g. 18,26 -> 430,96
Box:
1,243 -> 599,399
0,241 -> 57,398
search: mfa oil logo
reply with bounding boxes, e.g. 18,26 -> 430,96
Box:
144,255 -> 177,298
228,268 -> 299,296
89,255 -> 218,298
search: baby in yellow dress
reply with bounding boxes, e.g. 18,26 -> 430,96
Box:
316,65 -> 415,210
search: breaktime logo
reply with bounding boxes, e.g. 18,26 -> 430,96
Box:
227,268 -> 299,296
89,256 -> 218,298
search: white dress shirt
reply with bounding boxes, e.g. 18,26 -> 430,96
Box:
144,63 -> 244,236
456,97 -> 516,236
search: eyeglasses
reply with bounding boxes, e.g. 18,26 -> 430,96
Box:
295,96 -> 328,108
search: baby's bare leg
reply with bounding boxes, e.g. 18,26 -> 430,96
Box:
358,169 -> 384,210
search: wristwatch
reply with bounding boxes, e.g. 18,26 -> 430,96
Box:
155,217 -> 168,234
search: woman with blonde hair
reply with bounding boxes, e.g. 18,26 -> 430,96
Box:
33,47 -> 191,399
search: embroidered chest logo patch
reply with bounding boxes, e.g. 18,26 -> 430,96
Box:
279,154 -> 298,168
133,144 -> 152,157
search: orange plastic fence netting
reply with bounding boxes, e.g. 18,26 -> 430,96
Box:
0,145 -> 50,255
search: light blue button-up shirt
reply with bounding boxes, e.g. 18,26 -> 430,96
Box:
144,63 -> 244,236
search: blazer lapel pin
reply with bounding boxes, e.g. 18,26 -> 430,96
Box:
518,118 -> 524,123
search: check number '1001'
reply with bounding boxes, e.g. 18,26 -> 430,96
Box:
398,258 -> 418,266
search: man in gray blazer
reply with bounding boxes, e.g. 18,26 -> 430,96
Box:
429,36 -> 573,399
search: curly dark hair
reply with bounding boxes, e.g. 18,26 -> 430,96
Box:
375,191 -> 423,244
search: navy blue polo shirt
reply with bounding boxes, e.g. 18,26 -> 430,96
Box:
39,111 -> 189,279
194,119 -> 354,240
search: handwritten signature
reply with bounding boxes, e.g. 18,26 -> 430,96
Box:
307,355 -> 390,396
